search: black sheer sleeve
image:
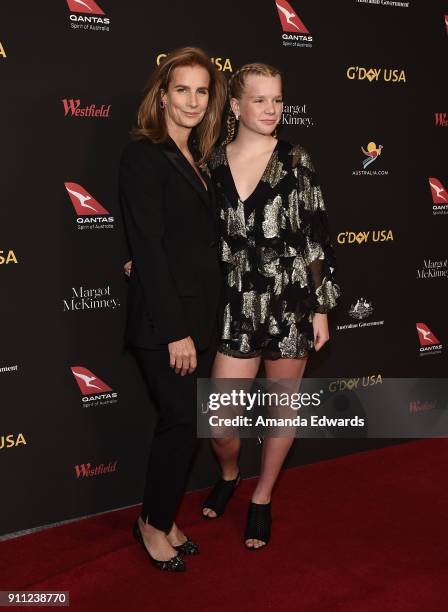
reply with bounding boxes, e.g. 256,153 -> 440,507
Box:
292,145 -> 341,314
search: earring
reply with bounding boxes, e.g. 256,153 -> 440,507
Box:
160,100 -> 166,109
234,111 -> 239,120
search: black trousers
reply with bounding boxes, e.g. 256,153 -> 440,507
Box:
132,336 -> 217,532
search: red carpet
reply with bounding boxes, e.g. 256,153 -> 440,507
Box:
1,438 -> 448,611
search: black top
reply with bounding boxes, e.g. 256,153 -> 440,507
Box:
208,139 -> 341,359
119,136 -> 222,351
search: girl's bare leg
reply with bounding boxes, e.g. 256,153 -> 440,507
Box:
246,356 -> 308,548
202,352 -> 261,518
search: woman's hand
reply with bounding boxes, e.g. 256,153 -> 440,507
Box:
168,337 -> 197,375
312,313 -> 330,351
124,259 -> 195,372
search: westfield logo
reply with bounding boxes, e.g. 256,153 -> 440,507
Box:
71,366 -> 112,394
61,99 -> 111,118
275,0 -> 309,32
74,460 -> 118,478
434,113 -> 448,127
66,0 -> 104,14
64,182 -> 109,215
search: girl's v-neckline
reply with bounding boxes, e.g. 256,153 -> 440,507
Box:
224,139 -> 279,204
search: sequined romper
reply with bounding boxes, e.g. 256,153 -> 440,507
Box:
208,139 -> 341,360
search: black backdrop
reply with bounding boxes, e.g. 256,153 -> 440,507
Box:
1,0 -> 447,537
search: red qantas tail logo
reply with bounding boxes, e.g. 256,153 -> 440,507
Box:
429,177 -> 448,204
416,323 -> 440,347
275,0 -> 309,33
64,182 -> 109,215
71,367 -> 112,395
66,0 -> 105,14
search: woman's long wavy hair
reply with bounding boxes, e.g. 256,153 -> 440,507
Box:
222,62 -> 282,145
132,47 -> 226,166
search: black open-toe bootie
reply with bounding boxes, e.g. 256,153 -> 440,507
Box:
202,472 -> 241,519
244,501 -> 272,550
133,518 -> 185,572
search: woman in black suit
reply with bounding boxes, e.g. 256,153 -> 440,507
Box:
119,47 -> 225,572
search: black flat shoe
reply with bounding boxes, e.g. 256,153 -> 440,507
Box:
173,537 -> 199,555
202,472 -> 241,519
133,518 -> 185,572
244,501 -> 272,550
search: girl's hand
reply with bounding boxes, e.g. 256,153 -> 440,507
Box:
312,312 -> 329,351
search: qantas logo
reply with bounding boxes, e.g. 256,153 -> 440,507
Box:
275,0 -> 312,47
66,0 -> 104,14
64,182 -> 109,215
64,182 -> 114,230
416,323 -> 443,355
429,177 -> 448,215
70,366 -> 118,406
275,0 -> 309,32
429,177 -> 448,203
416,323 -> 440,346
71,366 -> 112,394
66,0 -> 110,31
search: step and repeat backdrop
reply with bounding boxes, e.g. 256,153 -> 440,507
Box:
1,1 -> 447,537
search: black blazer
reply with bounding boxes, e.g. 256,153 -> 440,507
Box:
119,137 -> 222,351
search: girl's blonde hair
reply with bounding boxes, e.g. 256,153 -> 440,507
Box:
132,47 -> 226,165
222,62 -> 282,145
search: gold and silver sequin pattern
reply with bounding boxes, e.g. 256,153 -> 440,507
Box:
246,210 -> 255,232
261,151 -> 287,188
208,146 -> 227,170
305,237 -> 324,265
262,195 -> 283,238
278,323 -> 299,358
226,249 -> 251,291
222,303 -> 232,339
226,198 -> 247,238
316,278 -> 341,310
291,255 -> 309,288
241,290 -> 270,330
288,189 -> 301,232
